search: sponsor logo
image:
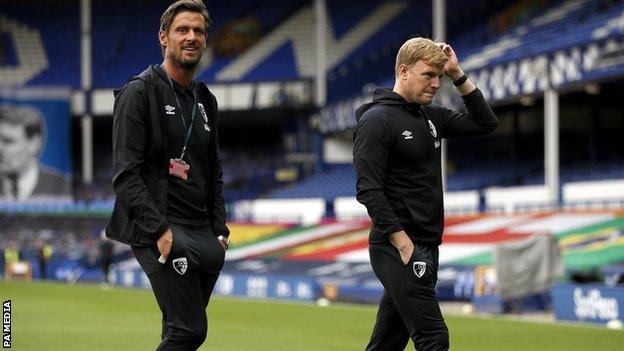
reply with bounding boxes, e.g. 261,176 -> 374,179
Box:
402,130 -> 413,139
246,276 -> 269,298
165,105 -> 176,115
413,261 -> 427,278
574,288 -> 619,320
172,257 -> 188,275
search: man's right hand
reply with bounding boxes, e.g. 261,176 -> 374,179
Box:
389,230 -> 414,266
157,228 -> 174,260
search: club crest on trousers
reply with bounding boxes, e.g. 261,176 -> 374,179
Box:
173,257 -> 188,275
413,261 -> 426,278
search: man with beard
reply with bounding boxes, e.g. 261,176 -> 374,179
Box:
105,1 -> 230,349
353,38 -> 498,350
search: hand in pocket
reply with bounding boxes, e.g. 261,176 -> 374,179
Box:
157,228 -> 174,260
399,245 -> 414,266
389,230 -> 414,266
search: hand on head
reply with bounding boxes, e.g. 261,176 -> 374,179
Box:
437,42 -> 463,80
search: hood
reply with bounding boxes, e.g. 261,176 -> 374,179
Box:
114,65 -> 168,97
152,64 -> 171,85
355,88 -> 421,121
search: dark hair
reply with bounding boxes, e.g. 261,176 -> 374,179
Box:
0,104 -> 43,139
160,0 -> 211,33
159,0 -> 211,56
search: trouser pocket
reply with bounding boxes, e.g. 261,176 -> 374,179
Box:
405,244 -> 437,294
169,224 -> 193,261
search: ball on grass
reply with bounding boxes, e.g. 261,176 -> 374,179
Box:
606,319 -> 623,330
461,303 -> 474,315
316,297 -> 330,307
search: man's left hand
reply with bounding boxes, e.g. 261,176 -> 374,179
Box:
437,42 -> 464,81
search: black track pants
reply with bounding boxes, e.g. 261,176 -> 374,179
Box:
365,243 -> 449,351
132,223 -> 225,351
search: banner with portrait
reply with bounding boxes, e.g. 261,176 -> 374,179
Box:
0,88 -> 72,201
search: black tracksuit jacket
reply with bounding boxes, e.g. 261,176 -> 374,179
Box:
105,65 -> 229,246
353,88 -> 497,246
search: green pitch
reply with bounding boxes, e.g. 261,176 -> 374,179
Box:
2,281 -> 622,350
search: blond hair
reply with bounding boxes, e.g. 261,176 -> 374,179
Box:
395,38 -> 448,76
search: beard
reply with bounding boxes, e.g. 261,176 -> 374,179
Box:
169,49 -> 202,70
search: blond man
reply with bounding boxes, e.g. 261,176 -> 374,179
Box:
353,37 -> 498,350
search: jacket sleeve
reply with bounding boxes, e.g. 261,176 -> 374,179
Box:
112,80 -> 169,240
209,95 -> 230,238
353,111 -> 404,239
438,88 -> 498,138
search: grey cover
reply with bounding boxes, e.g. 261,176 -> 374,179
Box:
494,233 -> 563,299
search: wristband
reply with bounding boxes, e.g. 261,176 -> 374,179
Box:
158,255 -> 166,264
452,73 -> 468,86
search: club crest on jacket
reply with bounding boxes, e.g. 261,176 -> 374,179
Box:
427,120 -> 437,138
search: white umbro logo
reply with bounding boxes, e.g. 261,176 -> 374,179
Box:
165,105 -> 176,115
402,130 -> 413,139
